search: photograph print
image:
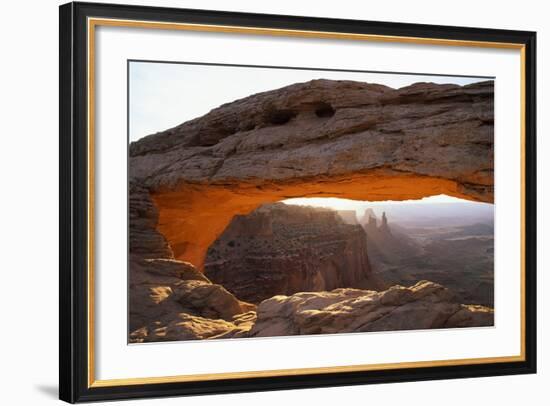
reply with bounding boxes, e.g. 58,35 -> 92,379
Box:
128,61 -> 494,344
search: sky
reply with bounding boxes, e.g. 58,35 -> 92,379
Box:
282,195 -> 489,211
282,195 -> 494,223
283,195 -> 465,209
129,61 -> 488,143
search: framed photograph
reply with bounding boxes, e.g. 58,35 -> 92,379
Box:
59,1 -> 537,403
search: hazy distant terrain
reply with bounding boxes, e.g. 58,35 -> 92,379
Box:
368,202 -> 494,228
352,203 -> 494,307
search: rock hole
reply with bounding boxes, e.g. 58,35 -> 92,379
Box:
266,109 -> 296,125
314,102 -> 335,118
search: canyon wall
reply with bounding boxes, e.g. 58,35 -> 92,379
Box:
204,203 -> 382,303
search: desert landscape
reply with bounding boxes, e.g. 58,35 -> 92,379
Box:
128,76 -> 494,343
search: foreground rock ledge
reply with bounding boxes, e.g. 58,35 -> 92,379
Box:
129,79 -> 494,268
249,280 -> 494,337
130,259 -> 493,343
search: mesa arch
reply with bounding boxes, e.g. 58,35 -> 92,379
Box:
129,79 -> 494,270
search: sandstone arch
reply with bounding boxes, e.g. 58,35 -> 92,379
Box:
130,79 -> 494,270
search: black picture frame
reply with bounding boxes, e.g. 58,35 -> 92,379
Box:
59,1 -> 537,403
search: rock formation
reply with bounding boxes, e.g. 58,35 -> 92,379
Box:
130,277 -> 493,343
248,281 -> 493,337
361,210 -> 421,268
129,257 -> 256,342
360,208 -> 378,226
127,79 -> 495,343
129,181 -> 173,259
204,203 -> 382,303
129,178 -> 255,342
380,212 -> 390,233
129,79 -> 494,269
337,210 -> 359,225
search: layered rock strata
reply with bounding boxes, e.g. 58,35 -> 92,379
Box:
204,203 -> 382,303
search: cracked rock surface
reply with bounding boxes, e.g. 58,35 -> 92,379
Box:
248,280 -> 493,337
130,259 -> 493,343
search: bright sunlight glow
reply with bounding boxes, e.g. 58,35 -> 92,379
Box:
282,194 -> 474,212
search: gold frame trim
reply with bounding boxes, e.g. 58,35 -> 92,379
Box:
87,17 -> 527,388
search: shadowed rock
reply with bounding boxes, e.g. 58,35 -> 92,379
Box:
129,258 -> 255,340
131,278 -> 493,343
205,203 -> 383,303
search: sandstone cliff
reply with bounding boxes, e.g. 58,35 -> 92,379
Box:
204,203 -> 382,303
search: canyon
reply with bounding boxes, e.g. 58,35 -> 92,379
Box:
128,79 -> 495,342
204,203 -> 383,303
357,206 -> 494,307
